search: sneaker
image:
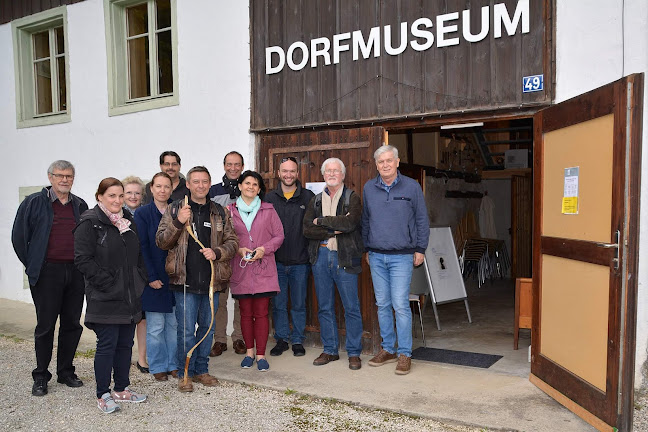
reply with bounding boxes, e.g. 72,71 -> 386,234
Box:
395,354 -> 412,375
270,340 -> 289,356
112,387 -> 147,403
257,358 -> 270,372
292,344 -> 306,356
97,393 -> 120,414
241,356 -> 254,369
368,349 -> 398,367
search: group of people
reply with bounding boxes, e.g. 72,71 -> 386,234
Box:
11,144 -> 429,414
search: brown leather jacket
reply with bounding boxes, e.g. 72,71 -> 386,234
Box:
155,199 -> 239,293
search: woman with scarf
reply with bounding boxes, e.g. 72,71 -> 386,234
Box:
121,175 -> 149,374
133,172 -> 178,381
74,177 -> 148,413
228,171 -> 284,372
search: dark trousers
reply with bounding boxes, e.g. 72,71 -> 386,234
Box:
91,323 -> 136,398
29,262 -> 84,382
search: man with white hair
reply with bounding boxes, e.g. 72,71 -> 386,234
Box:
303,158 -> 364,370
362,145 -> 429,375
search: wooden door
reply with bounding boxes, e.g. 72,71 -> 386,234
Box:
530,75 -> 643,431
511,174 -> 532,278
258,126 -> 385,354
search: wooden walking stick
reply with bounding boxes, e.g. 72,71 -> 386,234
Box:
182,196 -> 216,386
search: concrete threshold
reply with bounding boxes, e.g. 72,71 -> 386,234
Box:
0,298 -> 594,432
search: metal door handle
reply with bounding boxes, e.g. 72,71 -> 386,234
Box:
596,230 -> 620,270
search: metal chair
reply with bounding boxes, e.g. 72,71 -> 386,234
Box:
409,294 -> 426,347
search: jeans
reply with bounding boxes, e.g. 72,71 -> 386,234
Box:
146,309 -> 178,374
29,262 -> 84,382
368,252 -> 414,357
91,323 -> 136,398
312,248 -> 363,357
272,263 -> 309,344
174,292 -> 219,378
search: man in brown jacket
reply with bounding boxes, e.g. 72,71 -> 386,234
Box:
156,166 -> 239,392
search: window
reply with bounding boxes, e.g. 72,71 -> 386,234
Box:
105,0 -> 179,115
12,7 -> 71,128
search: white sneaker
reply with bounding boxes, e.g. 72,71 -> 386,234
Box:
111,387 -> 147,403
97,393 -> 120,414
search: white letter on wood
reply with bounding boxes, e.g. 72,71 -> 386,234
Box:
384,22 -> 408,56
494,0 -> 529,38
287,41 -> 309,71
265,46 -> 285,75
333,32 -> 351,64
410,17 -> 434,51
310,37 -> 332,68
437,12 -> 460,47
462,6 -> 490,43
352,27 -> 381,60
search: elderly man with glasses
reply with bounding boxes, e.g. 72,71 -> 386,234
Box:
142,151 -> 189,205
303,158 -> 364,370
265,156 -> 315,357
12,160 -> 88,396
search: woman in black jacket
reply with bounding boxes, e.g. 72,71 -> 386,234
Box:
74,178 -> 148,414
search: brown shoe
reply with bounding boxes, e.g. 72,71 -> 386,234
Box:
192,373 -> 219,387
233,339 -> 247,355
153,372 -> 168,381
312,352 -> 340,366
395,354 -> 411,375
368,349 -> 398,367
209,342 -> 227,357
168,370 -> 178,379
348,356 -> 362,370
178,377 -> 193,392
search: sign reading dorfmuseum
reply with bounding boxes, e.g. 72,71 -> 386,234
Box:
251,0 -> 549,130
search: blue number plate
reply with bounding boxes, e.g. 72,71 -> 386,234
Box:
522,74 -> 544,93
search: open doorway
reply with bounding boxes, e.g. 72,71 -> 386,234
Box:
387,118 -> 534,377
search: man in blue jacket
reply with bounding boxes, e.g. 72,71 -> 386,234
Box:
362,145 -> 429,375
12,160 -> 88,396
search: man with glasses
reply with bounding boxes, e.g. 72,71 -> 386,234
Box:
362,145 -> 429,375
265,156 -> 314,357
207,151 -> 247,357
12,160 -> 88,396
142,151 -> 189,205
303,158 -> 364,370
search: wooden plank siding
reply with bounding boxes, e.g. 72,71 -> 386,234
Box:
1,0 -> 86,24
258,126 -> 384,354
251,0 -> 552,131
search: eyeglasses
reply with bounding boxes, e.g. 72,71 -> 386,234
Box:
324,169 -> 342,176
162,162 -> 179,168
50,173 -> 74,181
281,157 -> 297,163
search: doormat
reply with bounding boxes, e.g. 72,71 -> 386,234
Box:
411,347 -> 503,369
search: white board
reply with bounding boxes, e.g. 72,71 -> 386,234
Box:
424,227 -> 468,304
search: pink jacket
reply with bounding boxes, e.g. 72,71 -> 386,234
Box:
228,202 -> 285,296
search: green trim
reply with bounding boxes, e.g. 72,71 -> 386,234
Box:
104,0 -> 179,116
12,6 -> 71,129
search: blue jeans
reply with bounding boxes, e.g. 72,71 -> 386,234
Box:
273,263 -> 309,344
91,323 -> 135,398
146,309 -> 178,375
312,248 -> 363,357
368,252 -> 414,357
174,292 -> 219,378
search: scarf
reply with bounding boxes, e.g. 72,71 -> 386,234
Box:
98,202 -> 131,234
236,196 -> 261,232
223,175 -> 241,199
321,187 -> 343,251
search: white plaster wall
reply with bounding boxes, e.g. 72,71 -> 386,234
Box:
0,0 -> 253,305
555,0 -> 648,389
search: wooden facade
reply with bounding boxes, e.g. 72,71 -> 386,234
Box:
251,0 -> 552,131
258,126 -> 384,354
0,0 -> 86,24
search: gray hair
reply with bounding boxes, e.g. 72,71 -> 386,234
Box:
320,158 -> 346,176
47,160 -> 75,175
374,145 -> 398,160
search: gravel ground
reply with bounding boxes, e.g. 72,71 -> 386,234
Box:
0,336 -> 485,432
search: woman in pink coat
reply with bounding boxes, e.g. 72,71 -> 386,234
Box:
228,171 -> 284,372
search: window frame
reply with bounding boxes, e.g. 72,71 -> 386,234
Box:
12,7 -> 71,128
104,0 -> 179,116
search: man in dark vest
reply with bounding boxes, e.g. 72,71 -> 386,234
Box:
12,160 -> 88,396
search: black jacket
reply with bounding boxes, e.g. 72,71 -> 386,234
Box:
265,180 -> 314,265
74,206 -> 147,325
12,187 -> 88,286
303,186 -> 364,274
